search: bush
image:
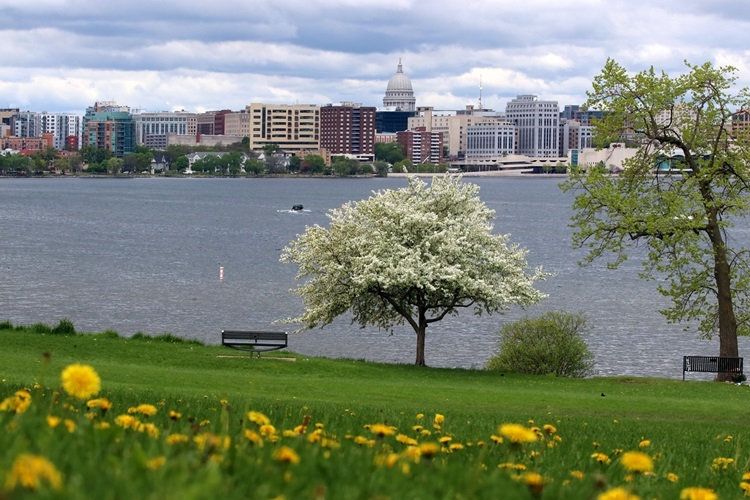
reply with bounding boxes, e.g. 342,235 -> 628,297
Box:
486,311 -> 594,377
51,318 -> 76,335
0,320 -> 12,330
29,323 -> 53,334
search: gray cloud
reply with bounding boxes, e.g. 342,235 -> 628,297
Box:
1,0 -> 748,113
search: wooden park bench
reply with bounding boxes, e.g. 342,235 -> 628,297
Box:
682,355 -> 743,381
221,330 -> 288,356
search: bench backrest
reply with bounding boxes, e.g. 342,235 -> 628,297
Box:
221,330 -> 288,342
683,356 -> 743,373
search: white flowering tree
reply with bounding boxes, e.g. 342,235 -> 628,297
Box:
281,176 -> 546,366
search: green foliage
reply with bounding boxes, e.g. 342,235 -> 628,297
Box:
375,142 -> 405,164
561,60 -> 750,364
301,154 -> 326,174
29,323 -> 53,334
0,320 -> 12,330
0,153 -> 34,174
331,157 -> 363,176
373,160 -> 389,177
51,318 -> 76,336
129,332 -> 203,345
486,312 -> 594,377
245,158 -> 265,176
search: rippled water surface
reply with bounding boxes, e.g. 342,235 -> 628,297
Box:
1,176 -> 746,377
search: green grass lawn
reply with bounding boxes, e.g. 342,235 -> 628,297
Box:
1,325 -> 749,499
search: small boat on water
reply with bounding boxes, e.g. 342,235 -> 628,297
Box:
291,204 -> 304,211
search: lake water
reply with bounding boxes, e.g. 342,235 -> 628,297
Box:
1,176 -> 745,378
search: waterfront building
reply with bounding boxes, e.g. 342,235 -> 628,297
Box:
0,108 -> 18,131
224,110 -> 250,138
40,113 -> 82,150
245,103 -> 319,155
559,119 -> 593,157
133,111 -> 197,148
375,110 -> 416,133
731,109 -> 750,139
166,134 -> 245,148
561,105 -> 604,125
1,135 -> 53,154
569,143 -> 638,171
82,102 -> 135,157
320,103 -> 376,155
383,59 -> 416,112
397,129 -> 443,164
505,95 -> 559,157
465,121 -> 517,160
11,111 -> 41,138
408,106 -> 503,158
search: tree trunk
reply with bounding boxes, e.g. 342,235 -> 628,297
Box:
414,311 -> 427,366
707,210 -> 740,381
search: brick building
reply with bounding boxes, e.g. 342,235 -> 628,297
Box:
319,103 -> 375,155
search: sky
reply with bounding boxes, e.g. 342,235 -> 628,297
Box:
2,0 -> 750,115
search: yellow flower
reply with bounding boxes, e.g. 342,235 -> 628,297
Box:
542,424 -> 557,435
128,404 -> 157,417
375,453 -> 400,468
499,423 -> 538,444
244,429 -> 263,446
86,398 -> 112,412
449,443 -> 464,451
64,419 -> 76,433
138,422 -> 160,438
0,389 -> 32,414
520,472 -> 544,495
620,451 -> 653,473
570,470 -> 585,480
4,454 -> 62,491
273,446 -> 300,465
433,413 -> 445,426
166,433 -> 189,445
420,429 -> 431,437
46,416 -> 61,428
412,424 -> 424,432
743,472 -> 750,481
353,436 -> 375,447
194,433 -> 230,452
259,424 -> 277,437
439,436 -> 452,444
369,423 -> 397,437
666,472 -> 680,483
403,446 -> 422,463
638,439 -> 651,448
60,363 -> 100,400
490,434 -> 504,444
247,411 -> 271,426
739,482 -> 750,496
711,457 -> 734,470
94,421 -> 110,430
679,487 -> 718,500
499,462 -> 527,471
418,442 -> 440,459
597,487 -> 640,500
396,434 -> 418,446
115,414 -> 139,429
146,456 -> 166,470
415,413 -> 424,420
168,410 -> 181,420
591,452 -> 611,464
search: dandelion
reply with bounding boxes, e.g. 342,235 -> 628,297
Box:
679,487 -> 718,500
4,454 -> 62,491
375,453 -> 400,468
597,487 -> 640,500
60,363 -> 100,400
64,419 -> 76,433
273,446 -> 300,465
570,470 -> 584,480
169,410 -> 181,421
542,424 -> 557,435
244,430 -> 263,446
95,421 -> 110,430
128,404 -> 157,417
46,416 -> 61,428
354,436 -> 375,447
499,463 -> 527,471
247,411 -> 271,426
499,423 -> 538,444
259,424 -> 277,437
166,433 -> 189,445
519,472 -> 544,495
591,452 -> 611,465
403,446 -> 422,463
369,423 -> 397,437
439,436 -> 452,445
449,443 -> 464,451
418,442 -> 440,459
412,425 -> 424,432
740,482 -> 750,496
146,456 -> 166,470
638,439 -> 651,448
666,472 -> 679,483
139,422 -> 160,438
620,451 -> 653,473
490,434 -> 504,444
420,429 -> 432,437
415,413 -> 424,420
396,434 -> 418,446
711,457 -> 734,470
115,414 -> 139,429
0,389 -> 32,414
86,398 -> 112,412
744,472 -> 750,481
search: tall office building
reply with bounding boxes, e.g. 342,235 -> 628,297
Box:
133,111 -> 197,148
397,129 -> 443,164
320,103 -> 376,155
465,121 -> 517,159
83,102 -> 135,157
246,103 -> 319,154
41,113 -> 82,150
505,95 -> 559,157
11,111 -> 41,138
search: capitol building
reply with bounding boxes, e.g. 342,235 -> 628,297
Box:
383,59 -> 416,111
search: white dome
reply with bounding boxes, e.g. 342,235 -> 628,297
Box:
383,59 -> 416,111
387,65 -> 413,92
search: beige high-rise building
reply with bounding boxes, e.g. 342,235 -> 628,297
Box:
408,106 -> 503,158
246,103 -> 319,154
224,110 -> 250,137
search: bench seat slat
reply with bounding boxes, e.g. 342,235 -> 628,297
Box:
221,330 -> 288,354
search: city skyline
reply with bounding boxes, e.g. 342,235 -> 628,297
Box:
2,0 -> 750,114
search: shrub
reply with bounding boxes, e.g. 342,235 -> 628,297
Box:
30,323 -> 53,334
51,318 -> 76,335
0,320 -> 12,330
486,311 -> 594,377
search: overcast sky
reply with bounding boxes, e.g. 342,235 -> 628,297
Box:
2,0 -> 749,114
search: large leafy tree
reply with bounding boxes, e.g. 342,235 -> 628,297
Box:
281,176 -> 546,366
562,60 -> 750,379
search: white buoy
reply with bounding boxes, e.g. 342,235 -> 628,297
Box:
219,265 -> 224,281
